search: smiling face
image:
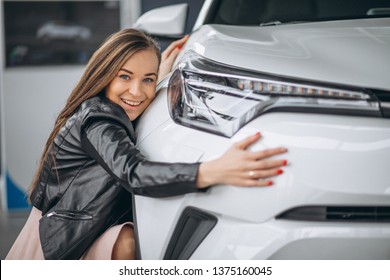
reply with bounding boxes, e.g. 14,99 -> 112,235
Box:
105,49 -> 159,121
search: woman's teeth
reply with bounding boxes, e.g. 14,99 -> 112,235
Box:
122,99 -> 142,106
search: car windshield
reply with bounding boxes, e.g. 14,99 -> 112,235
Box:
206,0 -> 390,26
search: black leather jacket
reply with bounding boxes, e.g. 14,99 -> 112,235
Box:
30,93 -> 201,259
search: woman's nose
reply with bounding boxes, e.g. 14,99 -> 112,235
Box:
127,81 -> 142,96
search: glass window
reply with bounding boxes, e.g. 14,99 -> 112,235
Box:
207,0 -> 390,26
3,1 -> 120,67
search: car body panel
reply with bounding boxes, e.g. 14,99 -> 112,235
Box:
178,18 -> 390,91
136,89 -> 390,259
133,1 -> 390,260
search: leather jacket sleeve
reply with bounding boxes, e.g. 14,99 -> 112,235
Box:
80,116 -> 202,198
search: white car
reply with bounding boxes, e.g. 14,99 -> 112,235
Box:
36,20 -> 91,42
133,0 -> 390,259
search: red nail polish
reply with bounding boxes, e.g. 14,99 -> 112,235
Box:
255,132 -> 261,137
282,160 -> 288,166
276,169 -> 283,174
177,45 -> 182,49
267,181 -> 273,186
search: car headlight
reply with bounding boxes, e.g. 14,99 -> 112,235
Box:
168,51 -> 380,137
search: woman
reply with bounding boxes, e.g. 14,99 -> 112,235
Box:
6,28 -> 288,260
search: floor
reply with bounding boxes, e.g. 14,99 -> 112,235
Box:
0,209 -> 29,259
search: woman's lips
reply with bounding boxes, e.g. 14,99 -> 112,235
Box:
121,98 -> 142,107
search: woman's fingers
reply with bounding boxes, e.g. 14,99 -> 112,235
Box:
246,159 -> 288,172
233,133 -> 287,161
232,167 -> 284,187
240,179 -> 274,187
231,134 -> 288,187
234,132 -> 261,150
197,132 -> 289,188
164,47 -> 180,64
249,147 -> 288,161
159,35 -> 189,81
246,167 -> 284,179
161,35 -> 189,59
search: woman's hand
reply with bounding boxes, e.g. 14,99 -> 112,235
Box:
158,35 -> 189,81
197,132 -> 288,188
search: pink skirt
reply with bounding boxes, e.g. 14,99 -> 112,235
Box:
5,207 -> 133,260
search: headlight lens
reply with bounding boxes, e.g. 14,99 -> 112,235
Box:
168,51 -> 379,137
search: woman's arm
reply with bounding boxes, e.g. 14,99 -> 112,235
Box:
81,118 -> 288,197
81,118 -> 201,197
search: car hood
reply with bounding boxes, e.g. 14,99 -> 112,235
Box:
185,18 -> 390,91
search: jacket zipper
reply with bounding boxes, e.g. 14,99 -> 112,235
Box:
47,211 -> 93,220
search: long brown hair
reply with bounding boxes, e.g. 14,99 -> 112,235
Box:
28,28 -> 161,201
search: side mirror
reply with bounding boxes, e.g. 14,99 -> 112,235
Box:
134,3 -> 188,37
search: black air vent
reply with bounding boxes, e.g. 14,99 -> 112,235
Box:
276,206 -> 390,222
164,206 -> 217,260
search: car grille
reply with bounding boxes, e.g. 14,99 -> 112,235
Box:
276,206 -> 390,222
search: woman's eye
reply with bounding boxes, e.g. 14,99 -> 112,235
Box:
144,77 -> 155,83
119,74 -> 130,80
